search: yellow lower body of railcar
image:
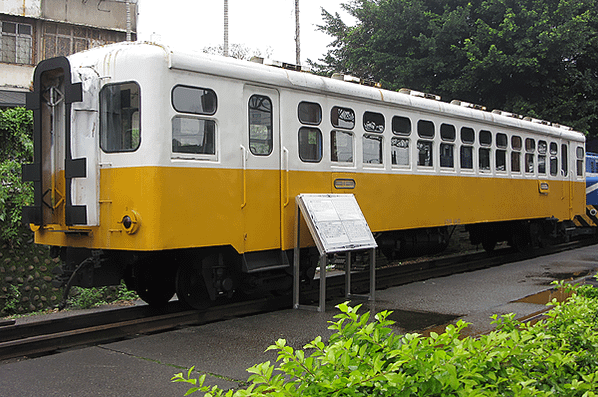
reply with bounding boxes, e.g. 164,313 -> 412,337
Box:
34,166 -> 585,255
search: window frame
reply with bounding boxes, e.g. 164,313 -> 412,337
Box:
248,94 -> 274,156
99,81 -> 141,153
298,101 -> 322,125
171,115 -> 217,160
171,85 -> 218,115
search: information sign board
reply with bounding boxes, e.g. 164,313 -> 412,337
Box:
296,194 -> 377,255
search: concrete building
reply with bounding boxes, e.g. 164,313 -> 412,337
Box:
0,0 -> 137,107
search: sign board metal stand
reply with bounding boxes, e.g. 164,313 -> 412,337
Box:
293,194 -> 377,312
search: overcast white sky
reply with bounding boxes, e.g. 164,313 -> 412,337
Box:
136,0 -> 355,64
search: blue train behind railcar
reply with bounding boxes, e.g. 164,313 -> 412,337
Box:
586,152 -> 598,206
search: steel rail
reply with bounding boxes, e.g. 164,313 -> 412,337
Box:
2,237 -> 596,361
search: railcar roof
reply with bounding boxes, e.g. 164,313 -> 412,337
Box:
68,41 -> 585,143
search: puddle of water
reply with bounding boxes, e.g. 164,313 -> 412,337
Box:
385,309 -> 461,333
515,288 -> 572,305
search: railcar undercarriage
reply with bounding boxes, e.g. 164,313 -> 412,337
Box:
50,217 -> 591,308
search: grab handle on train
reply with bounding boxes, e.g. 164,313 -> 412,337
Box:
240,145 -> 247,208
283,147 -> 290,207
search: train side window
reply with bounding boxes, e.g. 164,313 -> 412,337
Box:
561,144 -> 568,176
460,127 -> 474,170
577,146 -> 585,176
391,137 -> 409,166
298,101 -> 322,125
331,130 -> 353,163
495,133 -> 507,172
248,95 -> 273,156
417,120 -> 435,138
549,142 -> 558,176
392,116 -> 411,135
299,127 -> 322,162
331,106 -> 355,129
525,138 -> 535,174
364,111 -> 385,133
100,81 -> 141,153
479,130 -> 491,171
538,140 -> 547,174
440,124 -> 455,168
363,134 -> 383,164
511,135 -> 522,173
172,117 -> 215,155
172,85 -> 217,115
417,140 -> 433,167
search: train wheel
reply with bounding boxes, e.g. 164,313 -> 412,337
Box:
175,262 -> 212,310
135,270 -> 176,306
481,236 -> 497,252
131,256 -> 176,306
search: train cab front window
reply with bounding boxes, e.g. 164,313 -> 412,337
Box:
100,82 -> 140,152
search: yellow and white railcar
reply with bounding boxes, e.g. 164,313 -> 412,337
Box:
23,42 -> 586,307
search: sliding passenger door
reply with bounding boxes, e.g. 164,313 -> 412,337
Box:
242,86 -> 281,252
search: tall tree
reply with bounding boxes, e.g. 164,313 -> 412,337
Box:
314,0 -> 598,136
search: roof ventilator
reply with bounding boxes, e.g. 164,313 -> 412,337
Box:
250,56 -> 311,72
492,109 -> 525,119
331,73 -> 381,88
399,88 -> 441,101
451,99 -> 486,111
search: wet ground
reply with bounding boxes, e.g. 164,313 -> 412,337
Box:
1,244 -> 597,396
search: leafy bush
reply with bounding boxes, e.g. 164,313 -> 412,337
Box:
173,283 -> 598,396
0,107 -> 33,245
67,282 -> 139,309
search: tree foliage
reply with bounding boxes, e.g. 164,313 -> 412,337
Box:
174,282 -> 598,396
0,107 -> 33,244
311,0 -> 598,137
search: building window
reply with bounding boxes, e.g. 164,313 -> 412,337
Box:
1,21 -> 32,64
43,22 -> 126,59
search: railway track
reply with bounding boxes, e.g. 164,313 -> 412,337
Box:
2,237 -> 597,362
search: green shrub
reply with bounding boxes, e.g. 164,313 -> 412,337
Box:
0,107 -> 33,245
173,282 -> 598,396
67,282 -> 139,309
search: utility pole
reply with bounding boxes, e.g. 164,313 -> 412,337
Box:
224,0 -> 229,57
295,0 -> 300,65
